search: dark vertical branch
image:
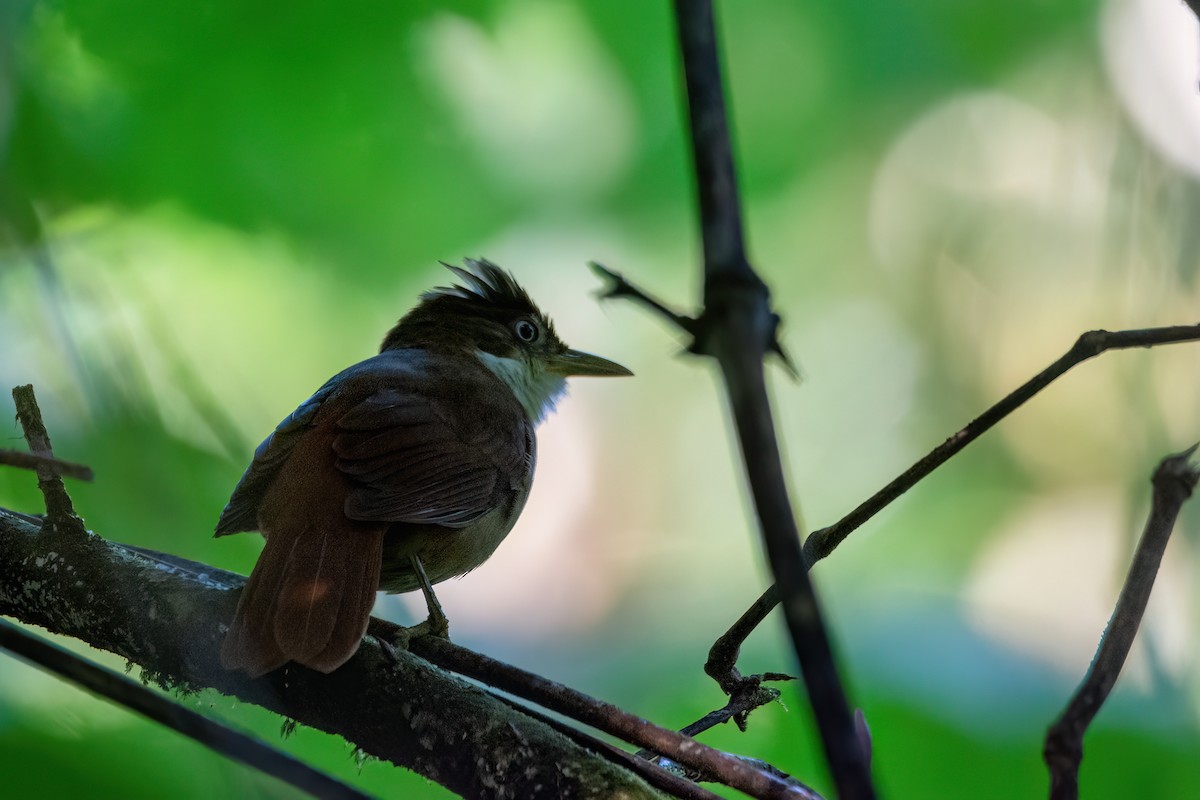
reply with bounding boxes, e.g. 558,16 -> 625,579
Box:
670,2 -> 875,797
712,318 -> 872,799
1043,446 -> 1199,799
673,0 -> 755,284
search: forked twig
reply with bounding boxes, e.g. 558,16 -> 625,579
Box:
12,384 -> 87,536
1043,446 -> 1199,799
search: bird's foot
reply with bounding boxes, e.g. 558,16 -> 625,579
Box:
425,604 -> 450,640
389,615 -> 451,652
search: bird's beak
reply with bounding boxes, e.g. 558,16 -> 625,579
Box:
546,349 -> 633,378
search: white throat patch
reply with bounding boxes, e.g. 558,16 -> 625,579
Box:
475,351 -> 567,424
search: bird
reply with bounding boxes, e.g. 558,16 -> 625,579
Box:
215,258 -> 631,677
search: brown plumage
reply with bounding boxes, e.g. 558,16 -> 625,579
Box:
217,259 -> 630,676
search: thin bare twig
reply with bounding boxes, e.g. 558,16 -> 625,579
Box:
1043,445 -> 1199,800
0,447 -> 94,481
706,324 -> 1200,688
0,619 -> 368,800
11,384 -> 87,536
590,263 -> 699,339
804,326 -> 1200,563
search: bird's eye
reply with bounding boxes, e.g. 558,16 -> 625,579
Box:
513,319 -> 540,343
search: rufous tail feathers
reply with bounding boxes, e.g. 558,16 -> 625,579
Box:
220,520 -> 385,677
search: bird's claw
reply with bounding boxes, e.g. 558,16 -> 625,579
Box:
390,614 -> 451,652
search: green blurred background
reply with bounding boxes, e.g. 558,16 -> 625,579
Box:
3,0 -> 1200,797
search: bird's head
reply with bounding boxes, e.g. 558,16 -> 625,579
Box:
382,258 -> 632,422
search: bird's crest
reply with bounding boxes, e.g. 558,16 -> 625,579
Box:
425,258 -> 540,317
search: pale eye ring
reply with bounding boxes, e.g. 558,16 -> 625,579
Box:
513,318 -> 540,343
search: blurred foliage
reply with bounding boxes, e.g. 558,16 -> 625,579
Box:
3,0 -> 1200,798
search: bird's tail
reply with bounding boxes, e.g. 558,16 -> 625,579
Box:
220,521 -> 385,677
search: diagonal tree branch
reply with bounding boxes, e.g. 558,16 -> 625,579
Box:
118,551 -> 816,798
0,507 -> 821,800
0,619 -> 368,800
2,377 -> 680,800
147,550 -> 816,799
803,326 -> 1200,564
1043,445 -> 1199,800
703,323 -> 1200,689
65,539 -> 732,800
5,391 -> 793,800
0,509 -> 674,800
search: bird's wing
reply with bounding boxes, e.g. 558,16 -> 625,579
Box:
220,401 -> 389,677
332,387 -> 527,528
214,387 -> 333,536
